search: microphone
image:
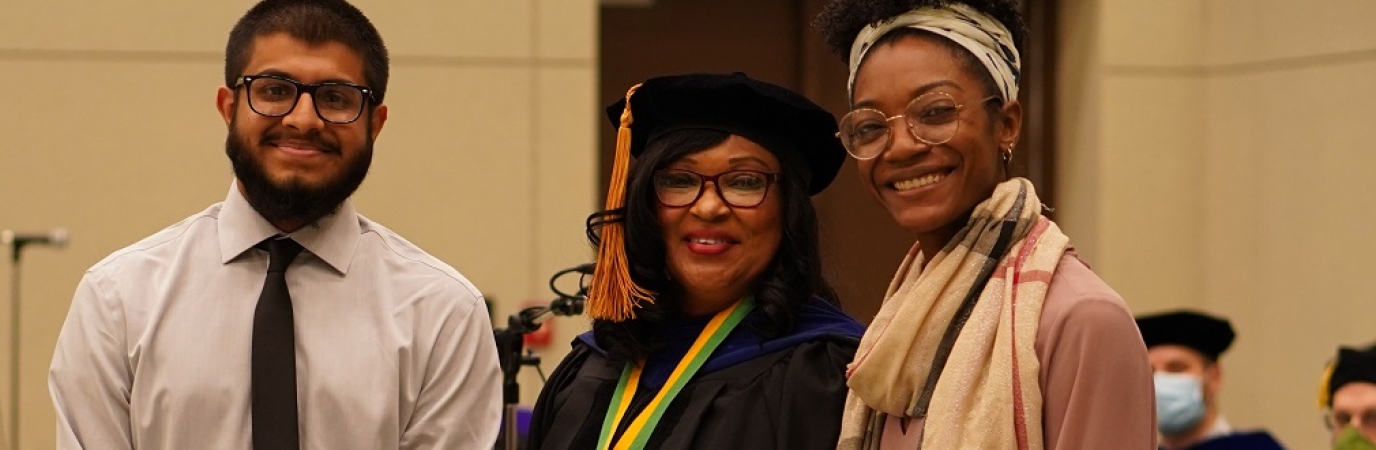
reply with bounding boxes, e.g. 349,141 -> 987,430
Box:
1,228 -> 68,247
545,262 -> 593,316
549,295 -> 585,316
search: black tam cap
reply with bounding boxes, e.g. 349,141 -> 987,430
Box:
1323,343 -> 1376,407
603,72 -> 846,195
1135,310 -> 1236,361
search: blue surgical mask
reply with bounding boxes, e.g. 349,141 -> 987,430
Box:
1154,372 -> 1206,435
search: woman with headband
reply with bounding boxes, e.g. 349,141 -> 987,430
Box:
815,1 -> 1156,449
526,73 -> 864,449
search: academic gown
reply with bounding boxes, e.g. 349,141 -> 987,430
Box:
527,299 -> 863,450
1184,431 -> 1287,450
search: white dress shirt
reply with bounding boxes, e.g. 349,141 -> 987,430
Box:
49,183 -> 502,449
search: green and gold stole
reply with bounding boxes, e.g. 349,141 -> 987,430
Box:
596,297 -> 755,450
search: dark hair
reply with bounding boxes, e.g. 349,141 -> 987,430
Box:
586,129 -> 839,364
815,0 -> 1024,114
225,0 -> 390,103
815,0 -> 1026,63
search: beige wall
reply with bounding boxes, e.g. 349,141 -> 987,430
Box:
13,0 -> 1375,448
1060,0 -> 1376,447
0,1 -> 597,448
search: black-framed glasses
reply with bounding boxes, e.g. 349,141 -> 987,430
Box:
653,169 -> 781,208
233,74 -> 376,124
837,92 -> 1000,160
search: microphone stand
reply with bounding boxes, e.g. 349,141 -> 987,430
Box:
2,231 -> 64,450
5,241 -> 18,450
493,264 -> 590,450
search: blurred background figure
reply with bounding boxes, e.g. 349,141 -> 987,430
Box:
1137,310 -> 1285,450
1321,343 -> 1376,450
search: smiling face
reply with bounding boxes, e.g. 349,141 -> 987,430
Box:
656,135 -> 784,316
216,32 -> 388,231
849,34 -> 1020,252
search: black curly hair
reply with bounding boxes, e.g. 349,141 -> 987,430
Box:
815,0 -> 1026,62
816,0 -> 1025,111
585,128 -> 839,364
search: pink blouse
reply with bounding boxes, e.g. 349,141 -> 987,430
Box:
878,249 -> 1158,449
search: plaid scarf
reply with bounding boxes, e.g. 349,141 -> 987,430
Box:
838,178 -> 1068,450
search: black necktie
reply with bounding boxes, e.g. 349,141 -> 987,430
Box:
252,237 -> 304,450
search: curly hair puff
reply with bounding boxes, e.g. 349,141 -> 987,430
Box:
814,0 -> 1026,63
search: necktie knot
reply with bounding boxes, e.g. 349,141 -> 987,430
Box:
260,238 -> 304,273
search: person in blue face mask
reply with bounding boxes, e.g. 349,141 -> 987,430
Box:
1321,343 -> 1376,450
1137,310 -> 1287,450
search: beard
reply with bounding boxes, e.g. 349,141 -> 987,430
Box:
225,115 -> 373,227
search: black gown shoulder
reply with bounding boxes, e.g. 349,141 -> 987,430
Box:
1188,431 -> 1287,450
527,334 -> 858,450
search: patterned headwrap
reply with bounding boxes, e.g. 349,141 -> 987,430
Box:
846,3 -> 1021,101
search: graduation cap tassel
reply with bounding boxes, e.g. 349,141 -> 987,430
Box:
1319,358 -> 1336,409
586,83 -> 655,322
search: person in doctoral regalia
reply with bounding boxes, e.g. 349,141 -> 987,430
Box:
1137,310 -> 1287,450
526,72 -> 865,450
1321,343 -> 1376,450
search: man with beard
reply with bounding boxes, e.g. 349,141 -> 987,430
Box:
1137,310 -> 1286,450
47,1 -> 501,449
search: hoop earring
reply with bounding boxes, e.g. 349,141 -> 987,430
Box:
1000,145 -> 1013,164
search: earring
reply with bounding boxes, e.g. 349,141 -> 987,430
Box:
1001,145 -> 1013,164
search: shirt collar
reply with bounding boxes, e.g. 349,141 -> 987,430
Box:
217,180 -> 360,274
1204,415 -> 1234,439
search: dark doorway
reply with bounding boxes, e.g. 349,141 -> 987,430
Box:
599,0 -> 1057,323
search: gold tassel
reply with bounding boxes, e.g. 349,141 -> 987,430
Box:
1319,357 -> 1336,409
586,83 -> 655,322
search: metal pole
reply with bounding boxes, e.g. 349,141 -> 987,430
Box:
8,245 -> 20,450
503,404 -> 518,450
0,230 -> 65,450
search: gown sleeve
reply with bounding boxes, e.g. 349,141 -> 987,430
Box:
527,341 -> 605,450
768,338 -> 859,450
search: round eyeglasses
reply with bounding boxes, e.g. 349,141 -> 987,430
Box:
653,169 -> 781,209
836,92 -> 999,160
1325,408 -> 1376,434
234,74 -> 376,124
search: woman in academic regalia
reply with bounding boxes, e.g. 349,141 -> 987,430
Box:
526,72 -> 864,450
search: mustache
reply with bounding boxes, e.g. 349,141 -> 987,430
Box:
261,131 -> 341,154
